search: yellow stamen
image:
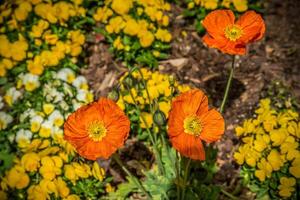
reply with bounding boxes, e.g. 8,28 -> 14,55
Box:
183,115 -> 203,136
87,121 -> 107,141
224,25 -> 243,41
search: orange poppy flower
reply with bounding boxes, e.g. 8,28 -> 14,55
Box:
167,89 -> 225,160
202,10 -> 265,55
64,98 -> 130,160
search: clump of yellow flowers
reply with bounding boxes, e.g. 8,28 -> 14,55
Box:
234,98 -> 300,199
93,0 -> 172,67
115,68 -> 190,137
188,0 -> 249,12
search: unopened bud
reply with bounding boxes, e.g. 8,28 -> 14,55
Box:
153,109 -> 166,126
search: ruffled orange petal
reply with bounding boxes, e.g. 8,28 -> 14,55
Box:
236,11 -> 265,44
64,98 -> 130,160
170,133 -> 205,160
202,10 -> 235,39
199,109 -> 225,143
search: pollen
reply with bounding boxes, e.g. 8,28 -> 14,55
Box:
87,120 -> 107,141
224,25 -> 243,41
183,115 -> 203,136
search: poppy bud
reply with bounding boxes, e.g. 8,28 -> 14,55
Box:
169,75 -> 175,85
108,88 -> 119,102
123,75 -> 134,88
153,109 -> 166,126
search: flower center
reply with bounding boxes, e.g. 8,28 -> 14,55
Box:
87,120 -> 107,141
224,25 -> 243,41
183,116 -> 202,136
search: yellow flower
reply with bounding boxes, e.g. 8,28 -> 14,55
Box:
289,157 -> 300,178
39,156 -> 62,180
267,149 -> 283,171
64,194 -> 80,200
254,158 -> 272,182
21,152 -> 40,172
233,0 -> 248,12
92,162 -> 105,181
39,179 -> 57,197
111,0 -> 133,15
55,177 -> 70,198
73,162 -> 91,178
278,177 -> 296,198
124,18 -> 140,36
287,121 -> 300,138
253,135 -> 268,152
221,0 -> 231,8
93,6 -> 113,22
159,101 -> 171,118
28,185 -> 49,200
139,30 -> 154,47
203,0 -> 218,10
140,112 -> 153,129
27,56 -> 44,75
270,128 -> 288,146
155,29 -> 172,42
105,183 -> 115,193
106,16 -> 125,34
43,103 -> 55,115
6,165 -> 30,189
113,36 -> 124,50
64,164 -> 77,184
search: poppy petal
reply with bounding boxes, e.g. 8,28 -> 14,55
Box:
236,11 -> 266,43
170,133 -> 205,160
202,10 -> 235,39
200,109 -> 225,143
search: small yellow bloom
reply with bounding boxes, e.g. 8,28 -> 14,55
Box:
43,104 -> 55,115
21,152 -> 40,172
92,162 -> 105,181
278,177 -> 296,198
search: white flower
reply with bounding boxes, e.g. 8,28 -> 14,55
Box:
0,112 -> 13,130
4,87 -> 22,106
56,68 -> 75,83
63,83 -> 74,97
72,100 -> 83,110
16,129 -> 33,143
39,120 -> 54,138
48,110 -> 64,127
72,76 -> 88,90
22,73 -> 40,92
30,115 -> 44,133
76,89 -> 93,103
20,109 -> 35,122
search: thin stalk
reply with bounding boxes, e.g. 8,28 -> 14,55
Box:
220,55 -> 236,114
181,158 -> 191,200
136,68 -> 153,112
220,189 -> 238,200
175,153 -> 181,200
125,84 -> 165,175
113,154 -> 151,199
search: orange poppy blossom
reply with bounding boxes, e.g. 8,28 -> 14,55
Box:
64,98 -> 130,160
167,89 -> 225,160
202,10 -> 265,55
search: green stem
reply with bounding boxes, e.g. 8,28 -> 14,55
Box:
175,153 -> 181,200
220,55 -> 235,114
220,189 -> 238,200
113,154 -> 151,199
136,68 -> 153,112
181,158 -> 191,200
124,84 -> 165,176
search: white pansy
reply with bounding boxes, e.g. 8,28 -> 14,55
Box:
63,83 -> 74,97
20,109 -> 35,122
49,110 -> 64,127
39,120 -> 54,138
16,129 -> 33,143
76,89 -> 93,103
56,68 -> 75,83
30,115 -> 44,133
0,112 -> 13,130
22,73 -> 40,91
4,87 -> 22,106
72,76 -> 88,90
